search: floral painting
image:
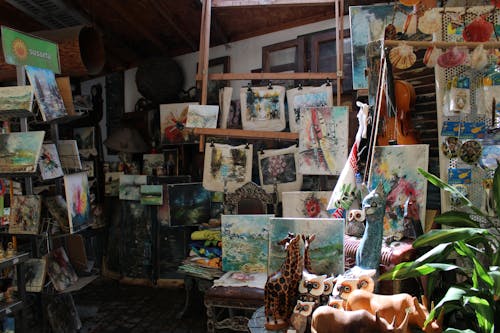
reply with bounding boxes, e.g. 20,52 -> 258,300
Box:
368,144 -> 429,238
286,85 -> 333,133
57,140 -> 82,170
64,172 -> 92,234
160,102 -> 198,144
143,154 -> 164,176
47,247 -> 78,292
185,104 -> 219,128
0,131 -> 45,173
299,106 -> 349,175
282,191 -> 334,218
9,195 -> 42,234
0,85 -> 33,112
167,183 -> 211,226
202,143 -> 253,192
221,215 -> 272,273
268,217 -> 344,275
119,175 -> 147,201
25,65 -> 67,121
39,143 -> 63,180
240,85 -> 286,131
140,184 -> 163,205
258,145 -> 302,197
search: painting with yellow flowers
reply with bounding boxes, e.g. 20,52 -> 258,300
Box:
64,172 -> 92,234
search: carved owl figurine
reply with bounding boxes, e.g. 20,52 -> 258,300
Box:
346,209 -> 366,237
290,300 -> 316,333
298,271 -> 327,307
320,276 -> 336,305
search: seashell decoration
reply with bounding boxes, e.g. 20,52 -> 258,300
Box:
423,47 -> 443,68
437,46 -> 467,68
418,8 -> 442,35
389,43 -> 416,69
470,44 -> 489,70
463,15 -> 494,42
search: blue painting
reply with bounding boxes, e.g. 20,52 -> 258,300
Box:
167,182 -> 211,226
221,215 -> 272,273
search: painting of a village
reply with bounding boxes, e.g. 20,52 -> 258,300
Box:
0,131 -> 45,173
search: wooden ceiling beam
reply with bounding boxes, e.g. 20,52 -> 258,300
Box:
193,0 -> 229,46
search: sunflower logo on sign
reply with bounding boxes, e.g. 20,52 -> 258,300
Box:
11,38 -> 28,61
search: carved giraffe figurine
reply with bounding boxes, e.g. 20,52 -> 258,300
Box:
265,233 -> 302,331
302,234 -> 315,273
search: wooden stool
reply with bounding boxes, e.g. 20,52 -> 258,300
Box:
204,286 -> 264,333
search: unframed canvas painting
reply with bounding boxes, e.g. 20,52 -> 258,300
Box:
119,175 -> 147,201
44,195 -> 69,231
9,195 -> 42,234
47,247 -> 78,292
168,183 -> 211,226
0,131 -> 45,173
240,85 -> 286,131
185,104 -> 219,128
39,143 -> 64,180
282,191 -> 334,218
0,85 -> 33,112
258,145 -> 302,197
140,184 -> 163,205
57,140 -> 82,170
64,172 -> 92,234
286,85 -> 333,133
202,143 -> 253,193
105,172 -> 123,197
73,127 -> 96,157
160,102 -> 198,144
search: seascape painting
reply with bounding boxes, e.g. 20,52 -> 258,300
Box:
160,102 -> 198,144
0,131 -> 44,173
221,215 -> 272,273
286,85 -> 333,133
0,85 -> 33,112
282,191 -> 334,218
9,195 -> 42,234
299,106 -> 349,175
64,172 -> 92,233
185,104 -> 219,128
25,65 -> 67,121
368,144 -> 429,238
202,143 -> 253,192
104,172 -> 123,197
143,154 -> 164,176
39,143 -> 64,180
119,175 -> 147,201
57,140 -> 82,170
268,217 -> 344,275
167,183 -> 211,226
240,86 -> 286,131
140,184 -> 163,205
258,145 -> 302,197
47,247 -> 78,292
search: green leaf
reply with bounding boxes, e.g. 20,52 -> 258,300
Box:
454,242 -> 494,289
379,262 -> 460,280
426,286 -> 467,325
443,329 -> 476,333
465,296 -> 494,333
488,269 -> 500,298
434,211 -> 480,228
494,165 -> 500,219
413,228 -> 490,248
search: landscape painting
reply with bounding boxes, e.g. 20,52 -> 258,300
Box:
286,85 -> 333,133
39,143 -> 64,180
25,65 -> 67,121
221,215 -> 272,273
9,195 -> 42,234
64,172 -> 92,233
168,183 -> 211,226
185,104 -> 219,128
119,175 -> 147,201
140,185 -> 163,205
57,140 -> 82,170
282,191 -> 334,218
203,143 -> 253,192
240,86 -> 286,131
0,85 -> 33,112
160,102 -> 198,144
268,217 -> 344,275
258,145 -> 302,197
0,131 -> 45,173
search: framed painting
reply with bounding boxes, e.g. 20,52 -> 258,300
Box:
258,145 -> 302,197
286,85 -> 333,133
39,143 -> 64,180
140,184 -> 163,205
197,56 -> 230,105
57,140 -> 82,170
240,85 -> 286,131
23,258 -> 47,292
160,102 -> 198,144
185,104 -> 219,129
202,143 -> 253,193
368,144 -> 429,238
153,175 -> 192,226
0,85 -> 33,112
64,172 -> 92,234
299,106 -> 349,175
81,160 -> 94,178
73,127 -> 96,157
282,191 -> 334,218
167,182 -> 211,226
25,65 -> 67,121
104,172 -> 123,197
143,153 -> 165,176
43,195 -> 69,231
119,175 -> 147,201
0,131 -> 45,173
221,214 -> 273,273
47,247 -> 78,292
164,148 -> 179,176
9,195 -> 42,234
268,217 -> 344,275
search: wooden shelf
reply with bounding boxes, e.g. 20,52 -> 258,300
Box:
193,128 -> 298,141
197,72 -> 338,81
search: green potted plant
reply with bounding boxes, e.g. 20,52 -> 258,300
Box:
380,166 -> 500,333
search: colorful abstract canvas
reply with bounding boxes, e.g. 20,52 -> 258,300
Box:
203,143 -> 253,193
282,191 -> 334,218
44,195 -> 69,231
299,106 -> 349,175
185,104 -> 219,128
105,172 -> 123,196
47,247 -> 78,292
268,217 -> 344,275
25,65 -> 67,121
9,195 -> 42,234
258,145 -> 302,197
160,102 -> 198,144
221,215 -> 272,273
73,127 -> 96,157
140,185 -> 163,205
286,85 -> 333,133
39,143 -> 63,180
143,154 -> 164,176
119,175 -> 147,201
0,85 -> 33,112
64,172 -> 92,234
368,144 -> 429,238
240,85 -> 286,131
0,131 -> 44,173
57,140 -> 82,170
167,183 -> 211,226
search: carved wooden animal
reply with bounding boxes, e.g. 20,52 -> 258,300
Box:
331,267 -> 376,300
290,300 -> 315,333
311,306 -> 410,333
320,276 -> 335,305
264,233 -> 302,330
302,234 -> 315,273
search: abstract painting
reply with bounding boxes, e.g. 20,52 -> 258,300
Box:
0,85 -> 33,112
282,191 -> 334,218
240,85 -> 286,131
140,184 -> 163,205
73,127 -> 95,157
350,4 -> 412,90
24,258 -> 47,292
258,145 -> 302,197
39,143 -> 63,180
64,172 -> 92,234
47,247 -> 78,292
104,172 -> 123,197
9,195 -> 42,234
119,175 -> 147,201
221,215 -> 272,273
167,182 -> 211,226
160,102 -> 198,144
203,143 -> 253,192
25,65 -> 67,121
0,131 -> 44,173
143,154 -> 164,176
57,140 -> 82,170
268,217 -> 344,275
368,144 -> 429,238
185,104 -> 219,128
299,106 -> 349,175
44,196 -> 69,231
286,85 -> 333,133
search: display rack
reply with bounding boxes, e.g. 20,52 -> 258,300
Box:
0,252 -> 29,331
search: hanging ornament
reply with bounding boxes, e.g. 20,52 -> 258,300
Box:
470,44 -> 489,70
423,47 -> 442,68
399,0 -> 420,5
437,47 -> 467,68
389,43 -> 416,69
418,8 -> 442,34
463,15 -> 494,42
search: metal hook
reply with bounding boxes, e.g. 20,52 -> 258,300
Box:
295,139 -> 299,147
326,78 -> 331,86
245,142 -> 250,149
260,148 -> 265,155
267,81 -> 273,89
210,140 -> 215,147
247,82 -> 252,92
298,83 -> 303,90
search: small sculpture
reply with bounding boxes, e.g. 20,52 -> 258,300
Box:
320,276 -> 336,305
331,267 -> 376,301
5,242 -> 16,258
290,300 -> 315,333
346,209 -> 366,237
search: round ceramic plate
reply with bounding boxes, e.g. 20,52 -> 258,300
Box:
441,136 -> 461,158
459,140 -> 483,164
